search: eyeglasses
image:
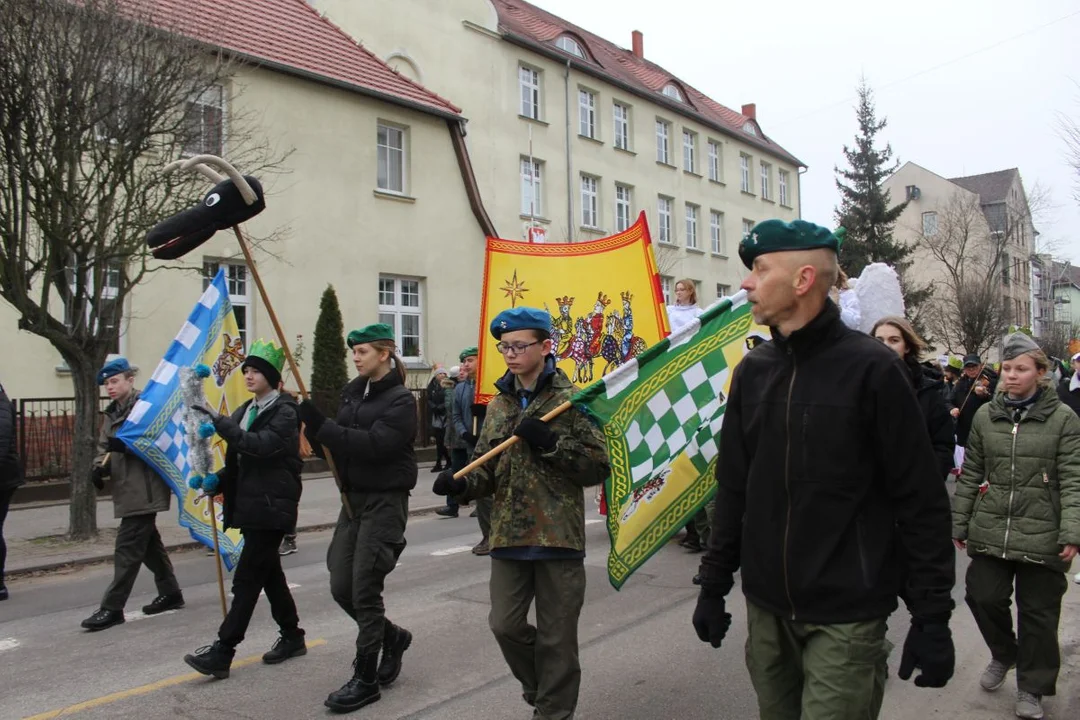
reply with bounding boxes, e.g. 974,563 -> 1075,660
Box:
495,340 -> 540,356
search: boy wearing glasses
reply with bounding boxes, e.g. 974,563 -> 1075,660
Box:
433,307 -> 610,720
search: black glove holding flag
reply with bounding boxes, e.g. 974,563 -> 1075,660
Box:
513,416 -> 557,452
105,437 -> 127,454
433,469 -> 466,497
298,399 -> 326,435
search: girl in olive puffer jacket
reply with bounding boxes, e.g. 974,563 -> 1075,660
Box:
952,333 -> 1080,720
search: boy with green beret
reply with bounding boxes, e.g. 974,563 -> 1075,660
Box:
694,219 -> 956,719
433,306 -> 609,719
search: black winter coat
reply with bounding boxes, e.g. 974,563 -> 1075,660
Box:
217,394 -> 303,532
699,301 -> 955,624
1056,374 -> 1080,417
0,384 -> 23,491
912,364 -> 956,477
312,373 -> 417,494
952,371 -> 997,447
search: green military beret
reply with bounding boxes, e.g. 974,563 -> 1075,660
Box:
459,346 -> 478,361
347,323 -> 394,348
739,219 -> 844,269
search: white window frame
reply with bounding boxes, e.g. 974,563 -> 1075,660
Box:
658,196 -> 673,244
716,283 -> 732,299
581,174 -> 599,229
519,65 -> 541,119
656,119 -> 671,164
377,275 -> 423,362
779,170 -> 789,206
707,140 -> 721,181
710,210 -> 726,255
555,35 -> 585,58
615,184 -> 632,232
683,129 -> 696,173
685,203 -> 699,250
760,161 -> 771,200
203,260 -> 250,351
578,89 -> 597,139
613,102 -> 630,150
661,275 -> 675,304
742,218 -> 755,242
183,85 -> 226,157
922,211 -> 939,237
740,154 -> 752,193
520,157 -> 543,217
377,121 -> 407,194
662,84 -> 684,102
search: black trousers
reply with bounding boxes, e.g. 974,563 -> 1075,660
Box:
965,555 -> 1069,696
101,514 -> 180,611
0,486 -> 14,583
218,528 -> 301,648
432,426 -> 450,466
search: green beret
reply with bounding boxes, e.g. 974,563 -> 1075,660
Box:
459,346 -> 478,361
347,323 -> 394,348
490,307 -> 552,340
739,219 -> 843,269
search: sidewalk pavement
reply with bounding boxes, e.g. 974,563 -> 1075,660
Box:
3,461 -> 452,577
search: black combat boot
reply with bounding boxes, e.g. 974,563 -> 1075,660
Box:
184,641 -> 235,679
81,608 -> 125,632
377,622 -> 413,686
142,592 -> 185,615
263,630 -> 307,665
325,651 -> 381,712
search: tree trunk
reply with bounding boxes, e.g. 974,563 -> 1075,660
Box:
66,354 -> 101,540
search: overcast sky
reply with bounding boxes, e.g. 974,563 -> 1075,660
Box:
530,0 -> 1080,262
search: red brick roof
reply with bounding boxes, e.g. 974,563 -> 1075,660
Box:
492,0 -> 802,166
131,0 -> 462,118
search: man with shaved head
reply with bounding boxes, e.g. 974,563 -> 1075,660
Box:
692,220 -> 957,719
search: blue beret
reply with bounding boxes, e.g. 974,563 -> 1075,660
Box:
97,357 -> 132,386
739,219 -> 843,269
490,307 -> 552,339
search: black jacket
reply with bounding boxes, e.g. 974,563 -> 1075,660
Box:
312,373 -> 417,494
699,301 -> 955,624
912,364 -> 956,477
217,393 -> 303,532
951,370 -> 997,447
1056,374 -> 1080,417
0,384 -> 24,491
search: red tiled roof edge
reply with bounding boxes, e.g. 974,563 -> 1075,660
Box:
492,0 -> 803,167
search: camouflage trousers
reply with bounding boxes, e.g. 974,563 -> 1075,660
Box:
744,599 -> 891,720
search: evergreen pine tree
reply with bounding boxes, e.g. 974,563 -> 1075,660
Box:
834,80 -> 931,324
310,284 -> 348,414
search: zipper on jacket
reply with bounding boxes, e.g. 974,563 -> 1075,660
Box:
1002,418 -> 1020,558
782,351 -> 798,621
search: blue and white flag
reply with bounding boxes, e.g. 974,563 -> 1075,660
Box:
117,269 -> 248,569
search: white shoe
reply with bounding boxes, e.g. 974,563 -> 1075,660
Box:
1074,570 -> 1080,585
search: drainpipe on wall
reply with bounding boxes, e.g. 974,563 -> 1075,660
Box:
564,58 -> 573,242
447,119 -> 497,238
797,166 -> 807,220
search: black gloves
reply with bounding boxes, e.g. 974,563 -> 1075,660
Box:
433,468 -> 466,497
105,437 -> 127,454
91,466 -> 106,491
213,414 -> 242,442
298,399 -> 326,435
898,619 -> 954,688
461,431 -> 478,446
513,416 -> 557,453
692,588 -> 732,648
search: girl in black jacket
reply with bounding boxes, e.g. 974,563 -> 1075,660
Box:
298,323 -> 417,713
184,342 -> 306,679
872,317 -> 955,478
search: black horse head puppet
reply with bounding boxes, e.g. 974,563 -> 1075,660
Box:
146,155 -> 266,260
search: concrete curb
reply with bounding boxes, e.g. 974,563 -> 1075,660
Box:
6,503 -> 446,579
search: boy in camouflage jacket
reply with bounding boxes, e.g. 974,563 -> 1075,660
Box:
434,306 -> 609,720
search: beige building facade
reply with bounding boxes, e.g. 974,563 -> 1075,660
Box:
1,1 -> 486,399
313,0 -> 804,306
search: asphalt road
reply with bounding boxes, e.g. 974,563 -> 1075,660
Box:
1,508 -> 1078,720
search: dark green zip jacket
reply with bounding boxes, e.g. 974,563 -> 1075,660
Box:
953,388 -> 1080,572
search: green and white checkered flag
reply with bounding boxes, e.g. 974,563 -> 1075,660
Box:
573,290 -> 765,589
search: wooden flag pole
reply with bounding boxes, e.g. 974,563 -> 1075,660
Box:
452,400 -> 573,479
232,226 -> 353,519
207,495 -> 228,619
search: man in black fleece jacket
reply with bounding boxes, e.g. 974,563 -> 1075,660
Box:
692,220 -> 956,719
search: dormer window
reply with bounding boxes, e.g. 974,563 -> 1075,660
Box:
555,35 -> 585,59
662,83 -> 684,102
743,121 -> 757,136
